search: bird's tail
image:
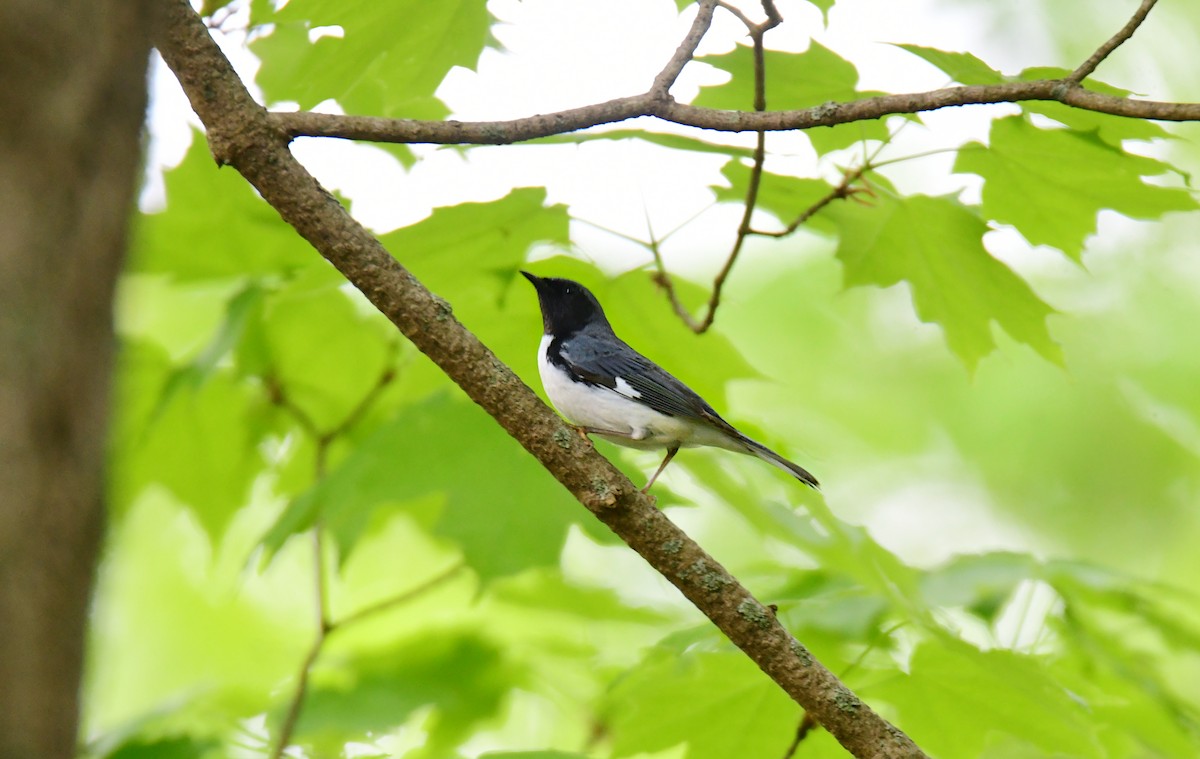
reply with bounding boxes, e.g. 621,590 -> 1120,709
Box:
739,435 -> 820,490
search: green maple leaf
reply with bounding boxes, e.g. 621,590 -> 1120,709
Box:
827,193 -> 1061,370
954,116 -> 1195,260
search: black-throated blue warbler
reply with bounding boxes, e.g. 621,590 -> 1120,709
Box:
522,271 -> 818,492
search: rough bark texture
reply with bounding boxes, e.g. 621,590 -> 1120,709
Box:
0,1 -> 153,756
153,1 -> 925,756
273,82 -> 1200,146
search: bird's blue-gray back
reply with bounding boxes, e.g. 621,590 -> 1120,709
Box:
559,330 -> 728,425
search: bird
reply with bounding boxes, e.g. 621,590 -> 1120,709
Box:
521,271 -> 818,492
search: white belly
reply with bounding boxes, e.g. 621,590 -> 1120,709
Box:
536,334 -> 733,451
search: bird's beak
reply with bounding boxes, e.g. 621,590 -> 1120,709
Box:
521,271 -> 551,332
521,271 -> 548,297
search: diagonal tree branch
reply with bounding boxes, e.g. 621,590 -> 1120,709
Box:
152,0 -> 926,756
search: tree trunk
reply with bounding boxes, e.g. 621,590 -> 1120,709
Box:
0,1 -> 152,756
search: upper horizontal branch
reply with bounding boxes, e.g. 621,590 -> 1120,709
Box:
272,80 -> 1200,146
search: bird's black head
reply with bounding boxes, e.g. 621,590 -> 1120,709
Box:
521,271 -> 612,336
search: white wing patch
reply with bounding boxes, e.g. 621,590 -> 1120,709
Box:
613,376 -> 641,399
537,334 -> 693,449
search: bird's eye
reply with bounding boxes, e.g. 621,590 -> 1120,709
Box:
565,287 -> 573,294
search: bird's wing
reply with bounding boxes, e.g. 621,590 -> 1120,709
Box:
561,335 -> 735,430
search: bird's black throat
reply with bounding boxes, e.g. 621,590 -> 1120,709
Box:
521,271 -> 613,337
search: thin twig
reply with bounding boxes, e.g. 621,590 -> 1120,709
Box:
268,357 -> 398,471
312,528 -> 331,627
577,200 -> 715,255
651,160 -> 876,319
269,629 -> 323,759
650,0 -> 719,96
760,0 -> 783,27
657,107 -> 933,329
867,146 -> 964,171
1067,0 -> 1158,85
335,561 -> 466,628
263,359 -> 400,756
264,373 -> 319,439
755,116 -> 918,238
781,713 -> 818,759
268,562 -> 464,758
715,0 -> 753,28
643,211 -> 698,331
322,343 -> 400,442
652,3 -> 781,333
749,164 -> 869,238
700,128 -> 765,328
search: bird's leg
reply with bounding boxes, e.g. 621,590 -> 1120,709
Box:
641,446 -> 679,493
573,426 -> 674,493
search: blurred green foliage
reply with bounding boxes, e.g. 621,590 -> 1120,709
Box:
88,0 -> 1200,757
